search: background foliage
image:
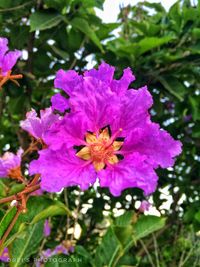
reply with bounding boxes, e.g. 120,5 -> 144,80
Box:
0,0 -> 200,266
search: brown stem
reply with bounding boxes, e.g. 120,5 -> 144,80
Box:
0,184 -> 40,205
28,174 -> 40,187
18,184 -> 40,195
0,209 -> 21,250
0,181 -> 41,248
0,195 -> 17,205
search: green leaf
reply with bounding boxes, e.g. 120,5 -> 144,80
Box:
95,214 -> 166,267
189,96 -> 200,121
31,201 -> 71,224
9,184 -> 25,195
70,17 -> 104,52
0,0 -> 11,8
192,28 -> 200,39
137,36 -> 173,56
44,0 -> 70,11
50,45 -> 69,59
9,221 -> 44,267
0,180 -> 7,197
168,1 -> 182,32
157,76 -> 184,101
142,1 -> 166,13
30,11 -> 62,32
115,211 -> 134,227
194,211 -> 200,223
0,207 -> 17,239
95,227 -> 122,267
134,215 -> 166,240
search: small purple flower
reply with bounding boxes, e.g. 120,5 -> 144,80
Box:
0,37 -> 22,88
0,247 -> 9,262
30,63 -> 182,196
139,200 -> 151,212
183,114 -> 192,123
0,37 -> 21,75
20,107 -> 59,141
44,219 -> 51,237
165,101 -> 175,111
53,244 -> 69,255
0,148 -> 23,180
36,243 -> 74,266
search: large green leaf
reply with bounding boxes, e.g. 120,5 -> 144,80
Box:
0,0 -> 11,8
1,197 -> 71,251
70,17 -> 104,52
189,96 -> 200,121
95,213 -> 166,267
133,215 -> 166,240
137,36 -> 173,56
30,11 -> 62,32
157,76 -> 185,101
31,201 -> 71,224
95,227 -> 122,267
0,207 -> 17,239
9,221 -> 44,267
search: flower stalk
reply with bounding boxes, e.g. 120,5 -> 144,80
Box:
0,175 -> 41,249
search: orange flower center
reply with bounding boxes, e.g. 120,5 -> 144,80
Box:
0,69 -> 23,89
8,166 -> 24,182
76,127 -> 123,171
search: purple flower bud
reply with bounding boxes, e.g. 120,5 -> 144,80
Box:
43,220 -> 51,237
0,247 -> 9,262
139,200 -> 151,212
183,114 -> 192,122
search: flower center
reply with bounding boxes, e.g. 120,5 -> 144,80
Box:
0,69 -> 23,89
76,127 -> 123,171
8,166 -> 24,182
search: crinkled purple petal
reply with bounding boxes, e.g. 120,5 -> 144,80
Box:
20,108 -> 59,140
121,122 -> 182,168
111,67 -> 135,95
29,148 -> 96,192
0,37 -> 8,62
20,109 -> 42,138
51,93 -> 69,112
98,153 -> 158,196
69,77 -> 121,132
111,86 -> 153,136
1,50 -> 21,74
84,62 -> 115,84
44,113 -> 88,150
54,69 -> 82,95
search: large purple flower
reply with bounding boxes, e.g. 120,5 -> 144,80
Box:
30,63 -> 182,196
0,37 -> 22,87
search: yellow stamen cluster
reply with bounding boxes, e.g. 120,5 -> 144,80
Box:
76,127 -> 123,171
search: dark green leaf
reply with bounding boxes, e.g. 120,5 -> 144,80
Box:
30,12 -> 62,32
